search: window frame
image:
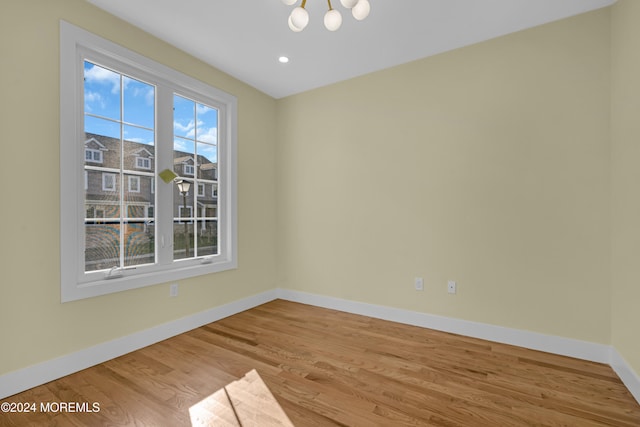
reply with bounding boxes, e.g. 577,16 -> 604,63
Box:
136,156 -> 151,170
102,172 -> 117,192
85,148 -> 103,163
60,21 -> 237,303
128,175 -> 141,193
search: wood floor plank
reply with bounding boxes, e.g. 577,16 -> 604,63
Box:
1,299 -> 639,426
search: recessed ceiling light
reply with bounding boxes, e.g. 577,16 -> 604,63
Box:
278,56 -> 289,64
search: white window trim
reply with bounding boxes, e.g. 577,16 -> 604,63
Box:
102,173 -> 116,191
85,148 -> 103,163
184,164 -> 195,176
136,157 -> 151,170
60,21 -> 237,303
128,175 -> 141,193
198,183 -> 205,197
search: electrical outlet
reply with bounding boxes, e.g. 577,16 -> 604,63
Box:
414,277 -> 424,291
447,280 -> 457,294
170,283 -> 179,297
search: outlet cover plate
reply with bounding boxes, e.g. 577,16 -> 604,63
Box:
447,280 -> 457,294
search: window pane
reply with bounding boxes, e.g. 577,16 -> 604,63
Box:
197,220 -> 218,256
85,223 -> 120,272
123,222 -> 154,267
173,221 -> 194,261
85,116 -> 120,140
126,204 -> 146,219
174,95 -> 195,138
124,125 -> 155,146
201,205 -> 217,219
174,182 -> 194,217
123,76 -> 155,129
196,143 -> 217,180
85,131 -> 121,172
197,142 -> 217,163
174,182 -> 194,261
83,66 -> 156,273
196,103 -> 218,144
84,61 -> 121,121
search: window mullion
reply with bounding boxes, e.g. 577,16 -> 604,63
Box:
155,85 -> 174,265
119,74 -> 126,270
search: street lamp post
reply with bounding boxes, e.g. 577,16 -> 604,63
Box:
176,179 -> 191,258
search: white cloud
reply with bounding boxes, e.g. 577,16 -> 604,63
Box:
197,126 -> 217,144
174,120 -> 217,143
145,87 -> 154,106
198,144 -> 217,162
85,64 -> 121,94
129,85 -> 155,106
173,138 -> 190,152
197,104 -> 213,115
84,91 -> 104,112
174,120 -> 196,136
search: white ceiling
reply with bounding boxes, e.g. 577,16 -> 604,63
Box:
87,0 -> 615,99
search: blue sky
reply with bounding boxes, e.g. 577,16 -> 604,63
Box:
84,61 -> 218,163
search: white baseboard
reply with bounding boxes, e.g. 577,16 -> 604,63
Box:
276,289 -> 640,404
0,289 -> 277,400
610,348 -> 640,404
276,289 -> 612,364
3,287 -> 639,407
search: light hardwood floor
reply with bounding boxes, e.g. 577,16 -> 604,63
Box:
1,300 -> 639,426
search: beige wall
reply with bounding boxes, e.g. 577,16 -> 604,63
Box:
611,0 -> 640,375
276,9 -> 612,344
0,0 -> 277,375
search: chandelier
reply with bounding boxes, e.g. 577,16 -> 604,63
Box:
282,0 -> 371,32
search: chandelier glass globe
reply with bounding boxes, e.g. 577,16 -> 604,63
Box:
340,0 -> 358,8
288,15 -> 303,32
324,9 -> 342,31
352,0 -> 370,21
290,6 -> 309,30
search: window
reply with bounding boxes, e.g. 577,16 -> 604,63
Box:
102,173 -> 116,191
85,148 -> 102,163
136,157 -> 151,169
128,176 -> 140,193
60,21 -> 237,302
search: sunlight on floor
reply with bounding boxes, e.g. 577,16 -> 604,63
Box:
189,369 -> 294,426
